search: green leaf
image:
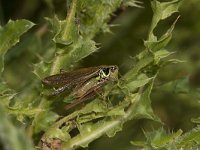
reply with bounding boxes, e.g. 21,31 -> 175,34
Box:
0,93 -> 15,107
123,0 -> 143,8
154,49 -> 174,59
47,17 -> 78,45
79,99 -> 108,114
0,19 -> 34,73
191,117 -> 200,124
50,38 -> 97,74
145,16 -> 180,52
0,81 -> 16,107
105,120 -> 123,137
0,105 -> 34,150
45,128 -> 71,142
131,80 -> 160,122
150,129 -> 182,148
33,60 -> 52,79
63,117 -> 124,149
106,103 -> 127,117
64,39 -> 97,66
126,74 -> 153,92
130,140 -> 146,147
0,81 -> 11,95
131,128 -> 182,149
148,0 -> 180,40
131,127 -> 200,149
78,0 -> 122,38
177,126 -> 200,149
7,107 -> 43,123
33,111 -> 59,134
124,54 -> 154,82
157,77 -> 200,105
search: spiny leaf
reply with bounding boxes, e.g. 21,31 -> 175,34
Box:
177,126 -> 200,149
130,140 -> 146,147
0,81 -> 15,96
191,117 -> 200,124
0,105 -> 34,150
0,19 -> 34,73
49,38 -> 97,75
77,0 -> 122,38
130,79 -> 160,122
7,107 -> 43,122
126,74 -> 153,92
46,15 -> 78,45
63,117 -> 123,149
123,54 -> 154,81
157,77 -> 200,107
154,49 -> 175,59
45,128 -> 71,142
33,61 -> 52,79
62,38 -> 97,67
33,111 -> 59,134
123,0 -> 143,8
0,93 -> 15,107
105,120 -> 123,137
145,16 -> 180,52
0,81 -> 16,108
150,129 -> 182,148
148,0 -> 180,40
131,128 -> 183,149
131,126 -> 200,149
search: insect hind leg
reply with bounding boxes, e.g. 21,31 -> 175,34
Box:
64,86 -> 103,110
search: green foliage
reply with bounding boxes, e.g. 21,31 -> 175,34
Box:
0,20 -> 34,73
0,0 -> 199,149
131,126 -> 200,149
177,126 -> 200,149
130,128 -> 182,149
0,105 -> 34,150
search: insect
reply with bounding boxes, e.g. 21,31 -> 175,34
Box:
42,65 -> 119,110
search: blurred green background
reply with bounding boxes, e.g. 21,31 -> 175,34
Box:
0,0 -> 199,149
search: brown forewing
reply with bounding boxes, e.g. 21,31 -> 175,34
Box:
42,66 -> 100,89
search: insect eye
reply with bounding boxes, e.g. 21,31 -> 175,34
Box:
110,66 -> 116,72
103,68 -> 110,76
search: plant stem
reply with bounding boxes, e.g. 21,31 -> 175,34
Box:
62,0 -> 77,40
62,93 -> 141,149
29,0 -> 77,136
50,0 -> 77,75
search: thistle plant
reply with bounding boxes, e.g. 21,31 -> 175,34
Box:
0,0 -> 199,150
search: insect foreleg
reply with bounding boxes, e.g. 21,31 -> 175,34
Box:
51,85 -> 70,96
60,69 -> 68,74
